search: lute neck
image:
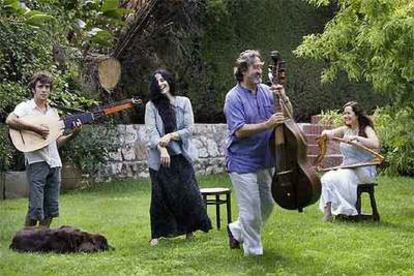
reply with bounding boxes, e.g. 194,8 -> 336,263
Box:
62,97 -> 142,129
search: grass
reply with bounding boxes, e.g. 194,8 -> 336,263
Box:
1,174 -> 414,275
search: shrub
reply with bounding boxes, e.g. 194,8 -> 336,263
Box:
374,107 -> 414,176
0,17 -> 98,171
0,125 -> 12,172
60,124 -> 119,177
318,109 -> 342,128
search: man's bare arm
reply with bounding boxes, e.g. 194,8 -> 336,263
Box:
56,122 -> 82,147
235,112 -> 285,139
6,113 -> 49,139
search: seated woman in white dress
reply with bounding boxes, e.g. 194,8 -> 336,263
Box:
319,101 -> 380,222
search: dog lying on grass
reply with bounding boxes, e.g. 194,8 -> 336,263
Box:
10,226 -> 112,253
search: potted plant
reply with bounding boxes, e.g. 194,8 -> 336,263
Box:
0,124 -> 29,199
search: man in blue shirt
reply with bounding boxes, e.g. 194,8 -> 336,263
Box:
224,50 -> 292,256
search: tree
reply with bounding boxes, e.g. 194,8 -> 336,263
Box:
0,1 -> 134,118
295,0 -> 414,175
1,0 -> 131,52
295,0 -> 414,105
0,0 -> 132,171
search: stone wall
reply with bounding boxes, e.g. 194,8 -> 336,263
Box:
1,122 -> 334,199
95,124 -> 228,181
91,122 -> 335,182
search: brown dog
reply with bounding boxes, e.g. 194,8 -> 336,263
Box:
10,226 -> 112,253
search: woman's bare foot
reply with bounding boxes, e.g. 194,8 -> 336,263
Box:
322,213 -> 333,222
150,238 -> 159,246
323,203 -> 333,222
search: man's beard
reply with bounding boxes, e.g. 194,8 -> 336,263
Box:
251,74 -> 262,84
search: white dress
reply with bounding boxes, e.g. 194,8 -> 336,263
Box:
319,129 -> 377,216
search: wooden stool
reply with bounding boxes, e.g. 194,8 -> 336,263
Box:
200,187 -> 232,229
355,183 -> 380,221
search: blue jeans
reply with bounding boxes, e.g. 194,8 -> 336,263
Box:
27,162 -> 61,220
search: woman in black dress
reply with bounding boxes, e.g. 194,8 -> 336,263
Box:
144,69 -> 212,246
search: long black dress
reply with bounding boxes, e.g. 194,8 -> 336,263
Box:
149,154 -> 212,239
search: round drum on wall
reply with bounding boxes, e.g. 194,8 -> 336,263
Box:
97,56 -> 121,92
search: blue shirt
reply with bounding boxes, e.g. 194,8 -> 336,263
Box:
224,83 -> 277,173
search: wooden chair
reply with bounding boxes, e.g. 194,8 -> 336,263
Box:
200,187 -> 232,229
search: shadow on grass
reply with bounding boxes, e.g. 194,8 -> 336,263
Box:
63,178 -> 150,197
331,216 -> 414,235
63,173 -> 232,198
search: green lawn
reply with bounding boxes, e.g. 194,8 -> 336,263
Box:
1,174 -> 414,275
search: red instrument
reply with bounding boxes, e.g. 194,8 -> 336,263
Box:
269,51 -> 321,212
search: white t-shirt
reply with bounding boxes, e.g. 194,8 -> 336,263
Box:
13,99 -> 62,168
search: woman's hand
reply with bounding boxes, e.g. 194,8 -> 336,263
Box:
159,147 -> 171,168
321,129 -> 333,139
344,135 -> 360,144
159,133 -> 172,147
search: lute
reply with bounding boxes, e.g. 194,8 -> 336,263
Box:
9,98 -> 142,153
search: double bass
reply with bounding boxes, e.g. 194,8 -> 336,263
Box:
269,50 -> 321,212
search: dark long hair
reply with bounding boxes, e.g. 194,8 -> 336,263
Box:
149,69 -> 176,134
343,101 -> 375,137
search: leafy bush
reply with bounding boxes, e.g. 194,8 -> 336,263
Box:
296,0 -> 414,103
0,124 -> 12,171
374,107 -> 414,176
318,109 -> 342,128
0,0 -> 129,171
60,124 -> 119,177
0,18 -> 96,170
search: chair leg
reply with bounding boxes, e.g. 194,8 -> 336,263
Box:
202,194 -> 207,208
226,193 -> 232,224
215,194 -> 221,229
369,190 -> 380,221
355,189 -> 362,216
